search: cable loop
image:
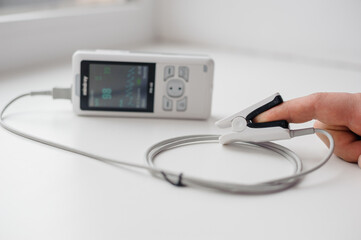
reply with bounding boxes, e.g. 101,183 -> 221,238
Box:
0,92 -> 335,194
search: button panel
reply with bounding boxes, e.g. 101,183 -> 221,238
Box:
162,65 -> 190,112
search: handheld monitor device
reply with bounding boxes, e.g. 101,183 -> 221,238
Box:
72,50 -> 214,119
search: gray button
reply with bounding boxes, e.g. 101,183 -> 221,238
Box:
178,66 -> 189,81
163,96 -> 173,111
176,97 -> 187,111
167,79 -> 185,98
164,65 -> 175,80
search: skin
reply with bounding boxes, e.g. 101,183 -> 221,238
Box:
253,92 -> 361,165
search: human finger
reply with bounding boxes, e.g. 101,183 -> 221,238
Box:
314,120 -> 361,163
254,93 -> 358,130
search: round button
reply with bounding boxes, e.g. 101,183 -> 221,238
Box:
166,79 -> 185,98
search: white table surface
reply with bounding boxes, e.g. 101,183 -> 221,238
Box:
0,44 -> 360,240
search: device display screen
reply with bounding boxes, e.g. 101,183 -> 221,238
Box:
80,61 -> 155,112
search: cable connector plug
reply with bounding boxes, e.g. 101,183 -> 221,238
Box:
290,128 -> 315,138
52,87 -> 72,100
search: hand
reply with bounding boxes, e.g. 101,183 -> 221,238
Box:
254,93 -> 361,165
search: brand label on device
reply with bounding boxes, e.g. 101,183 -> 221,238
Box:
82,76 -> 88,96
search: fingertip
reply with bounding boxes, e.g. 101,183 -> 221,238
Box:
254,94 -> 319,124
358,155 -> 361,168
253,114 -> 267,123
253,106 -> 281,123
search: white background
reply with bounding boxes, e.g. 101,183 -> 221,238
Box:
156,0 -> 361,67
0,1 -> 361,239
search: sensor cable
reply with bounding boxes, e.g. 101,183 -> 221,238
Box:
0,89 -> 334,194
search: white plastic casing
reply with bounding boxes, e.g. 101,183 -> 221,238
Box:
72,50 -> 214,119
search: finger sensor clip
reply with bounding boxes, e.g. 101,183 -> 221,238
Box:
216,93 -> 291,144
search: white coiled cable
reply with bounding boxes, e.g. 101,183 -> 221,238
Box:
145,130 -> 334,193
0,90 -> 335,194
